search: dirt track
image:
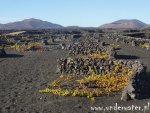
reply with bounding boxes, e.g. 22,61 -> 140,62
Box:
0,41 -> 150,113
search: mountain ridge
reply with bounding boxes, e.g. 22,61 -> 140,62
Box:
99,19 -> 147,29
0,18 -> 63,29
0,18 -> 149,29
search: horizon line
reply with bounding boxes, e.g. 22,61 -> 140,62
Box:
0,18 -> 149,28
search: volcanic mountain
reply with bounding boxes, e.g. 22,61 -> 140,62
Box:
99,19 -> 147,29
0,18 -> 63,29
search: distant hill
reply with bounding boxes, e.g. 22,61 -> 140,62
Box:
0,18 -> 149,30
0,18 -> 63,29
66,26 -> 81,29
99,19 -> 147,29
141,25 -> 150,30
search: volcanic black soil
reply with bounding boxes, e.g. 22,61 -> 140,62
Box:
0,39 -> 150,113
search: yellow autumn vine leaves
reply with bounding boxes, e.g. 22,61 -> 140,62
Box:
39,60 -> 133,101
79,52 -> 110,59
10,42 -> 42,52
141,43 -> 149,49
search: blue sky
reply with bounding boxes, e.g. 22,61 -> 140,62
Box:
0,0 -> 150,27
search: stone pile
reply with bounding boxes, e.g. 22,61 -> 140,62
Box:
56,38 -> 148,101
121,62 -> 148,101
67,39 -> 111,56
106,33 -> 150,50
